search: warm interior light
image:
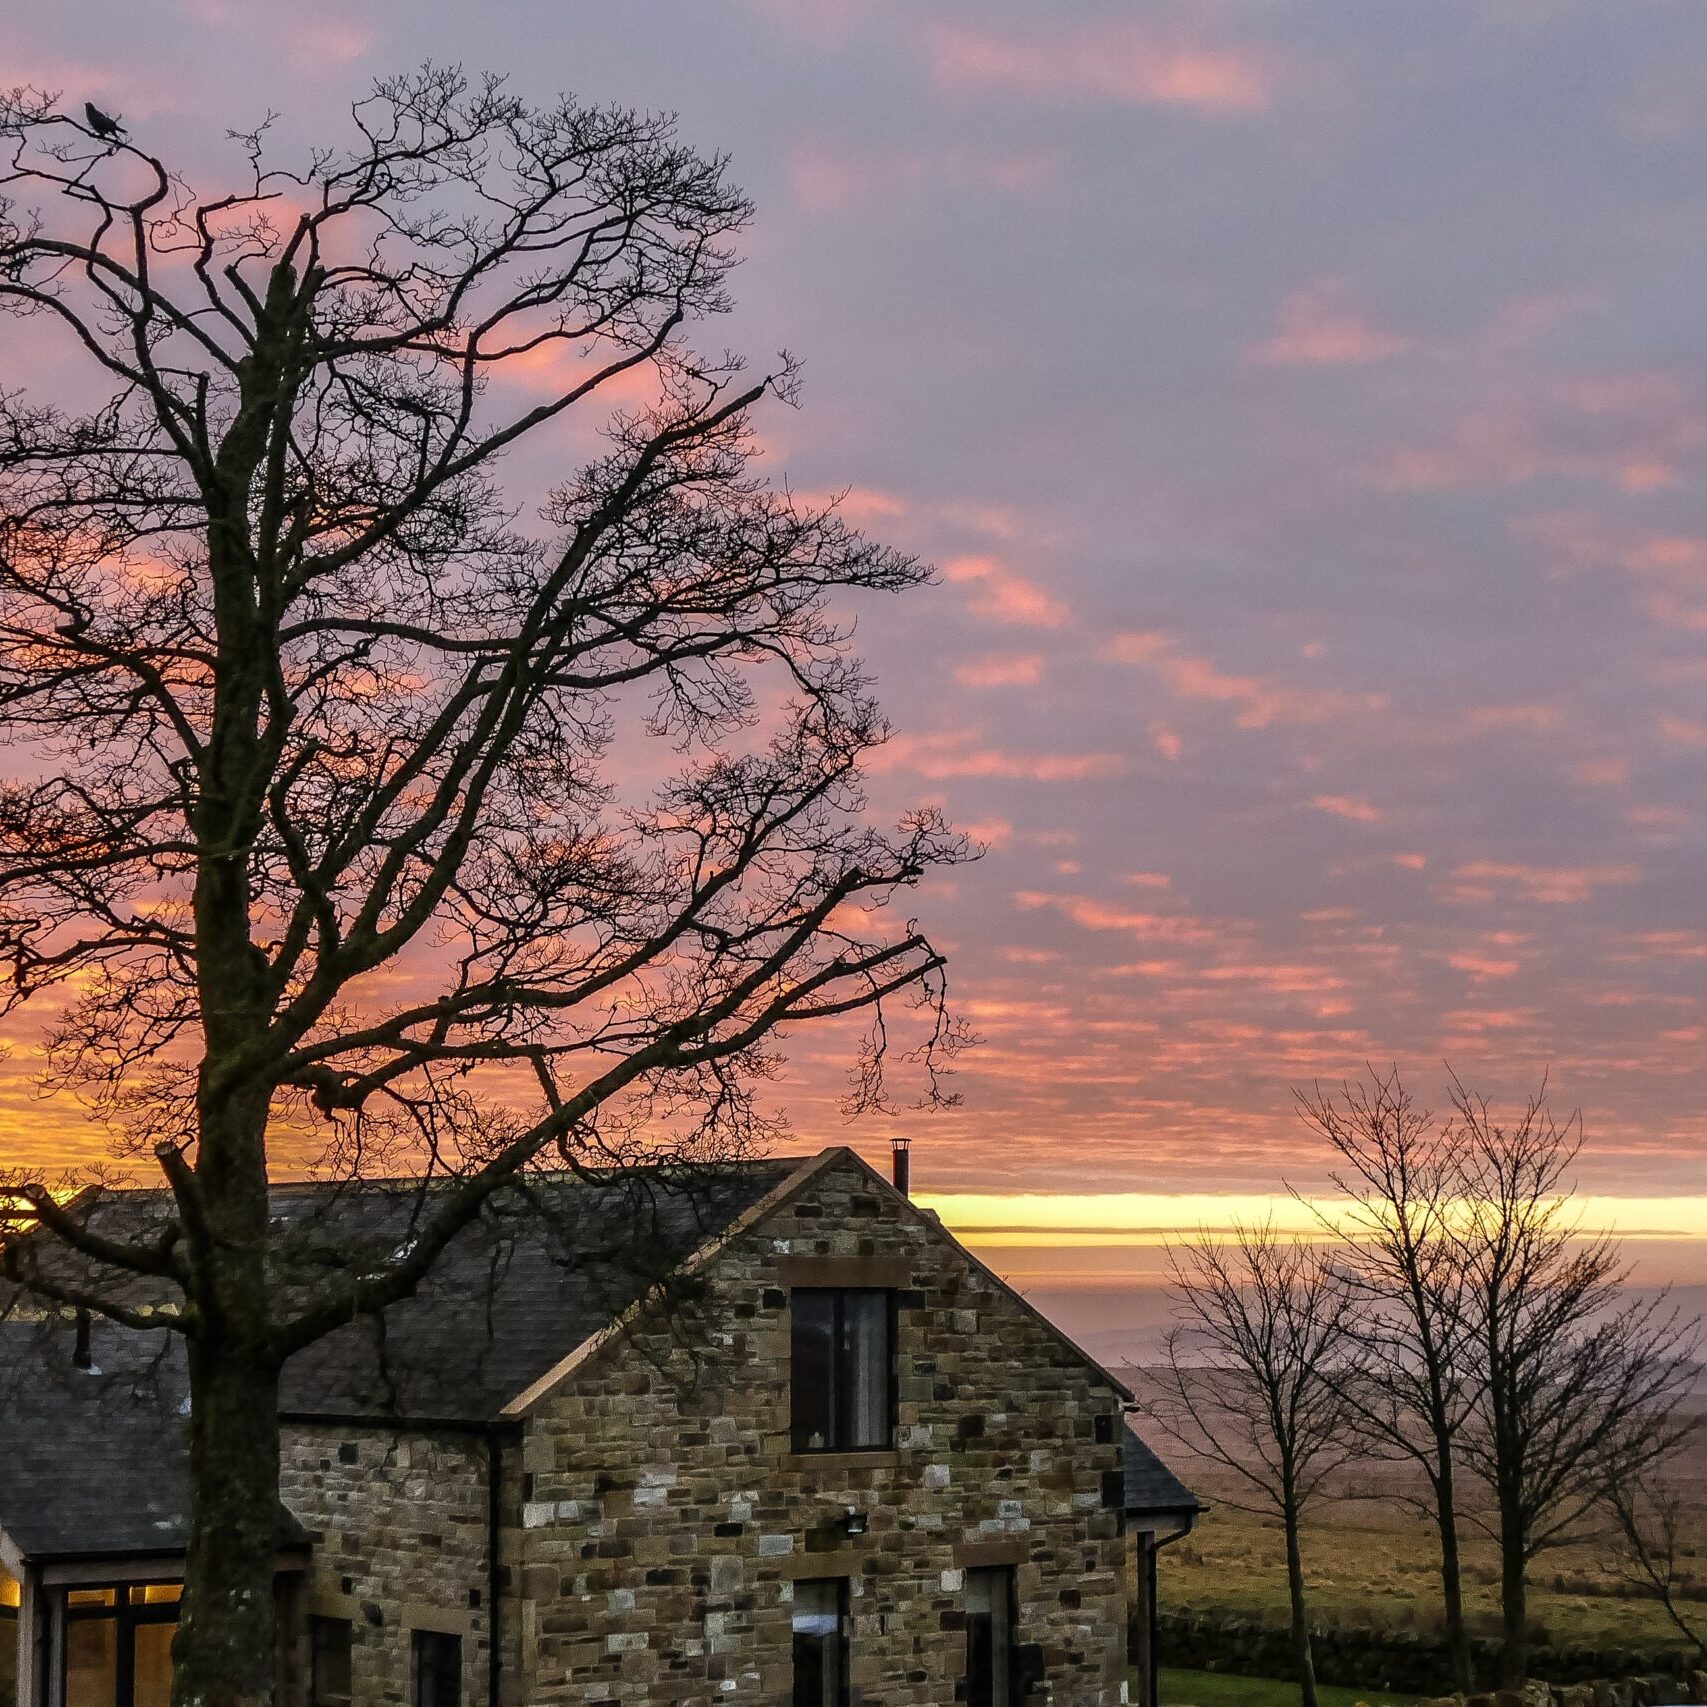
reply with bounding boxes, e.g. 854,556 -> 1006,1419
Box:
0,1570 -> 20,1610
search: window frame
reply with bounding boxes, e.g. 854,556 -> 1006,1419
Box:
55,1580 -> 182,1707
964,1565 -> 1017,1707
788,1286 -> 896,1454
411,1628 -> 463,1707
790,1576 -> 850,1707
308,1613 -> 354,1707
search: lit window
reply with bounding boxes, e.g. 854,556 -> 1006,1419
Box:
791,1578 -> 848,1707
965,1567 -> 1015,1707
789,1289 -> 892,1452
1,1568 -> 18,1707
310,1616 -> 353,1707
412,1629 -> 462,1707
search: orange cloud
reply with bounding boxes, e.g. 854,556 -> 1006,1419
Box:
1447,948 -> 1523,981
872,729 -> 1121,782
930,20 -> 1273,115
1249,281 -> 1412,367
1105,631 -> 1386,728
1311,793 -> 1383,823
1447,861 -> 1641,905
954,653 -> 1044,688
1658,716 -> 1707,747
1014,892 -> 1219,943
943,555 -> 1070,628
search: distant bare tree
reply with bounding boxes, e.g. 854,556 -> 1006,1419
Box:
1450,1081 -> 1698,1686
1604,1457 -> 1707,1663
1154,1224 -> 1358,1707
1295,1068 -> 1481,1692
0,70 -> 967,1707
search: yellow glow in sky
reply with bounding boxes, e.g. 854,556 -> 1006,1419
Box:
918,1191 -> 1707,1247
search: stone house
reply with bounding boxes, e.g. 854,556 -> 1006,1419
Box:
0,1144 -> 1197,1707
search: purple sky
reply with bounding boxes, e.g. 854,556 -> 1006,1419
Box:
7,0 -> 1707,1211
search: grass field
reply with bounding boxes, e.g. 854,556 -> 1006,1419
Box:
1159,1667 -> 1422,1707
1158,1500 -> 1703,1656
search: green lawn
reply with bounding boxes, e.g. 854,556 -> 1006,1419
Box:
1159,1667 -> 1424,1707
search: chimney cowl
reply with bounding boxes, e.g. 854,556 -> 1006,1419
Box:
890,1137 -> 911,1198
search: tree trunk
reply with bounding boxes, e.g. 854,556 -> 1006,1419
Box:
1283,1502 -> 1319,1707
1497,1498 -> 1529,1687
1434,1456 -> 1474,1692
172,1337 -> 283,1707
171,1079 -> 282,1707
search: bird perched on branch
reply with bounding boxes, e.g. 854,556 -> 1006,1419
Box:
84,102 -> 126,141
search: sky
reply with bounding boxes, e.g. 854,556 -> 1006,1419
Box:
5,1 -> 1707,1279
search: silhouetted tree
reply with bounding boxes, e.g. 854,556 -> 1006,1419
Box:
1604,1455 -> 1707,1663
1154,1224 -> 1358,1707
1295,1068 -> 1481,1692
0,70 -> 966,1707
1450,1081 -> 1697,1686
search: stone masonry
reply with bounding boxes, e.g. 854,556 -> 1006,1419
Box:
280,1422 -> 500,1707
511,1150 -> 1130,1706
267,1148 -> 1132,1706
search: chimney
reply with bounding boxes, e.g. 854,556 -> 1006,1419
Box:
73,1307 -> 93,1371
890,1136 -> 911,1198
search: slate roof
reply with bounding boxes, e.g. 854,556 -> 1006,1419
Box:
0,1317 -> 308,1563
1122,1422 -> 1202,1517
0,1157 -> 801,1563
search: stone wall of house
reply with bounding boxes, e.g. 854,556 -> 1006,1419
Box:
280,1420 -> 500,1707
510,1151 -> 1131,1707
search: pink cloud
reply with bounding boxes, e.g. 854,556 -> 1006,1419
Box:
872,729 -> 1121,782
1372,371 -> 1707,495
1658,716 -> 1707,747
1575,758 -> 1630,787
1447,948 -> 1523,981
1447,861 -> 1641,905
1015,891 -> 1220,943
1105,631 -> 1386,728
1466,702 -> 1566,734
954,653 -> 1044,688
930,20 -> 1274,115
1312,793 -> 1383,824
1249,280 -> 1412,367
943,555 -> 1070,628
786,144 -> 878,213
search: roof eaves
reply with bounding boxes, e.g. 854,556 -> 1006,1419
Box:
499,1148 -> 847,1420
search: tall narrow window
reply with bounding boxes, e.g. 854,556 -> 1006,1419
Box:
790,1289 -> 892,1452
412,1630 -> 462,1707
791,1578 -> 848,1707
310,1615 -> 354,1707
965,1567 -> 1015,1707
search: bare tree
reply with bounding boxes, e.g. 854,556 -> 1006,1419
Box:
0,71 -> 968,1707
1295,1068 -> 1481,1692
1154,1224 -> 1358,1707
1450,1081 -> 1698,1686
1605,1455 -> 1707,1663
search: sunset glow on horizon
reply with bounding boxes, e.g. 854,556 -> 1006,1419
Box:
5,1 -> 1707,1278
